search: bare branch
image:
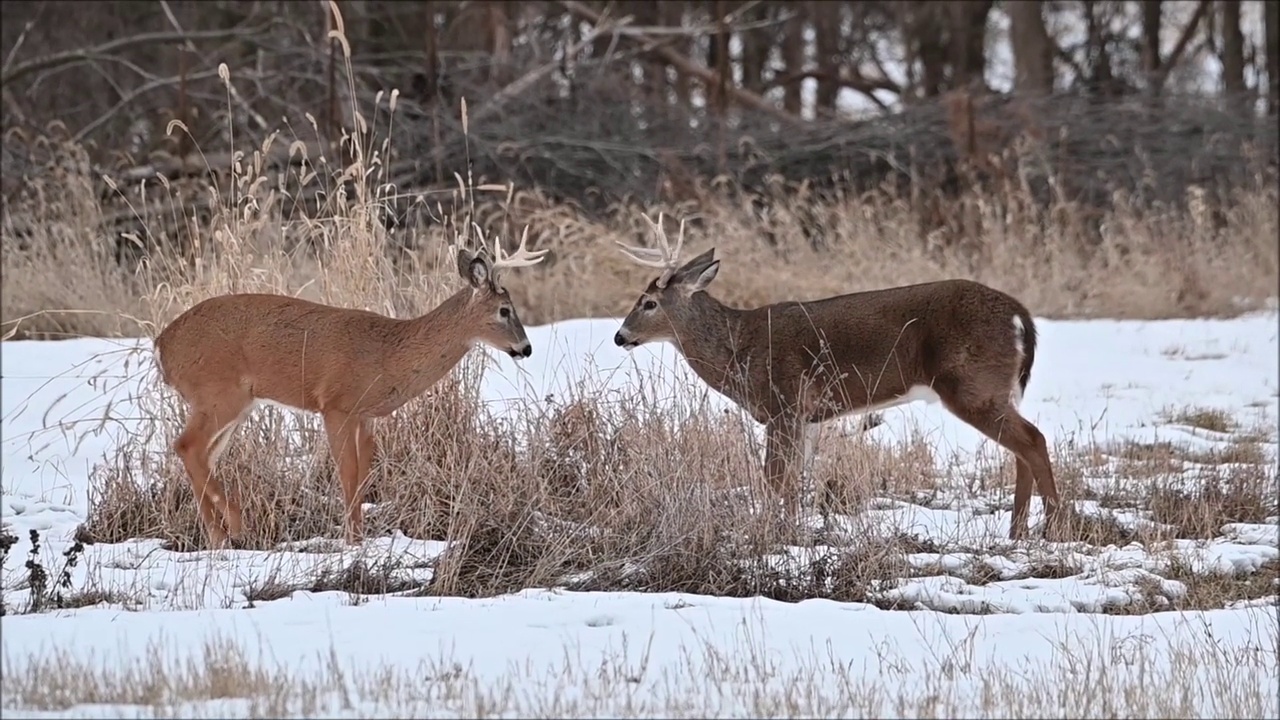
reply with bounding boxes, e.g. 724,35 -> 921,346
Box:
559,0 -> 800,125
770,67 -> 901,111
1150,0 -> 1212,92
1,24 -> 278,87
73,68 -> 225,143
471,13 -> 626,126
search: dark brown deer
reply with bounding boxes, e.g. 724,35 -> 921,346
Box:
612,215 -> 1063,540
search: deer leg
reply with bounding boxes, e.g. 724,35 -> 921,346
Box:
988,411 -> 1062,539
764,413 -> 803,521
1011,458 -> 1035,540
944,398 -> 1061,541
355,419 -> 376,519
1020,419 -> 1063,539
207,403 -> 255,542
322,411 -> 369,545
173,394 -> 253,549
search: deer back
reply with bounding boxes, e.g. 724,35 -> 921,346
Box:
739,279 -> 1034,419
154,290 -> 477,416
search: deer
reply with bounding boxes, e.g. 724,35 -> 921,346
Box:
153,231 -> 549,549
612,215 -> 1063,541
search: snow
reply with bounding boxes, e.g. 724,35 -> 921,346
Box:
3,312 -> 1278,717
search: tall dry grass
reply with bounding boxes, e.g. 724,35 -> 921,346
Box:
3,107 -> 1277,340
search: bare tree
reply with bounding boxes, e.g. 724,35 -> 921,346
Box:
812,1 -> 842,111
780,7 -> 804,114
900,1 -> 950,98
738,1 -> 770,95
1009,0 -> 1053,96
1220,0 -> 1245,109
1081,0 -> 1121,95
948,0 -> 992,90
1266,0 -> 1280,114
1144,0 -> 1212,96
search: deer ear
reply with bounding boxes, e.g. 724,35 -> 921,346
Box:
672,247 -> 718,292
676,247 -> 717,275
467,256 -> 491,289
686,259 -> 720,293
455,248 -> 473,280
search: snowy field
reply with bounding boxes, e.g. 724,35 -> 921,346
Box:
2,312 -> 1278,717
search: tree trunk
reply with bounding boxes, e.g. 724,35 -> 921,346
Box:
486,1 -> 511,85
912,2 -> 950,97
739,2 -> 769,94
1008,0 -> 1053,96
714,0 -> 729,172
1142,0 -> 1163,79
422,1 -> 441,103
633,1 -> 665,105
704,0 -> 731,114
781,9 -> 804,114
1268,0 -> 1280,115
1082,0 -> 1117,95
424,1 -> 443,187
1220,1 -> 1245,110
812,1 -> 841,110
662,2 -> 689,106
948,0 -> 992,90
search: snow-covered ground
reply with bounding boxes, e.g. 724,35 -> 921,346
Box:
2,312 -> 1278,717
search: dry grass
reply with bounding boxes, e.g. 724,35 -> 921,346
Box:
2,614 -> 1275,718
66,371 -> 1276,610
3,82 -> 1278,342
0,145 -> 151,340
1162,404 -> 1239,434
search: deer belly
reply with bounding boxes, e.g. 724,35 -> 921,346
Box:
860,384 -> 942,414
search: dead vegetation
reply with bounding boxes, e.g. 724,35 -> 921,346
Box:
3,90 -> 1279,343
3,616 -> 1275,718
1163,405 -> 1237,434
66,352 -> 1276,611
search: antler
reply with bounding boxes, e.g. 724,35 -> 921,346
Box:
489,225 -> 549,271
615,212 -> 686,287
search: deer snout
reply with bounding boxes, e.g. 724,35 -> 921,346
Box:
614,331 -> 640,350
508,342 -> 532,359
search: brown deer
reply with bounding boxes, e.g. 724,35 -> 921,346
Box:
612,215 -> 1062,540
154,232 -> 548,549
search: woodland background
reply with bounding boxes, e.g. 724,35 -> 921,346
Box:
1,1 -> 1278,337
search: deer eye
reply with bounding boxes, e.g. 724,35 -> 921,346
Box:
499,307 -> 511,319
642,299 -> 657,311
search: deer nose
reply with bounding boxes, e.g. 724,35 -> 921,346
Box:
613,332 -> 626,347
520,344 -> 532,358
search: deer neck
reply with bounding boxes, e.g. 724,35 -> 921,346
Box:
390,287 -> 478,392
670,292 -> 750,393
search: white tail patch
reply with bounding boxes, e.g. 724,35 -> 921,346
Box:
1010,315 -> 1025,408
